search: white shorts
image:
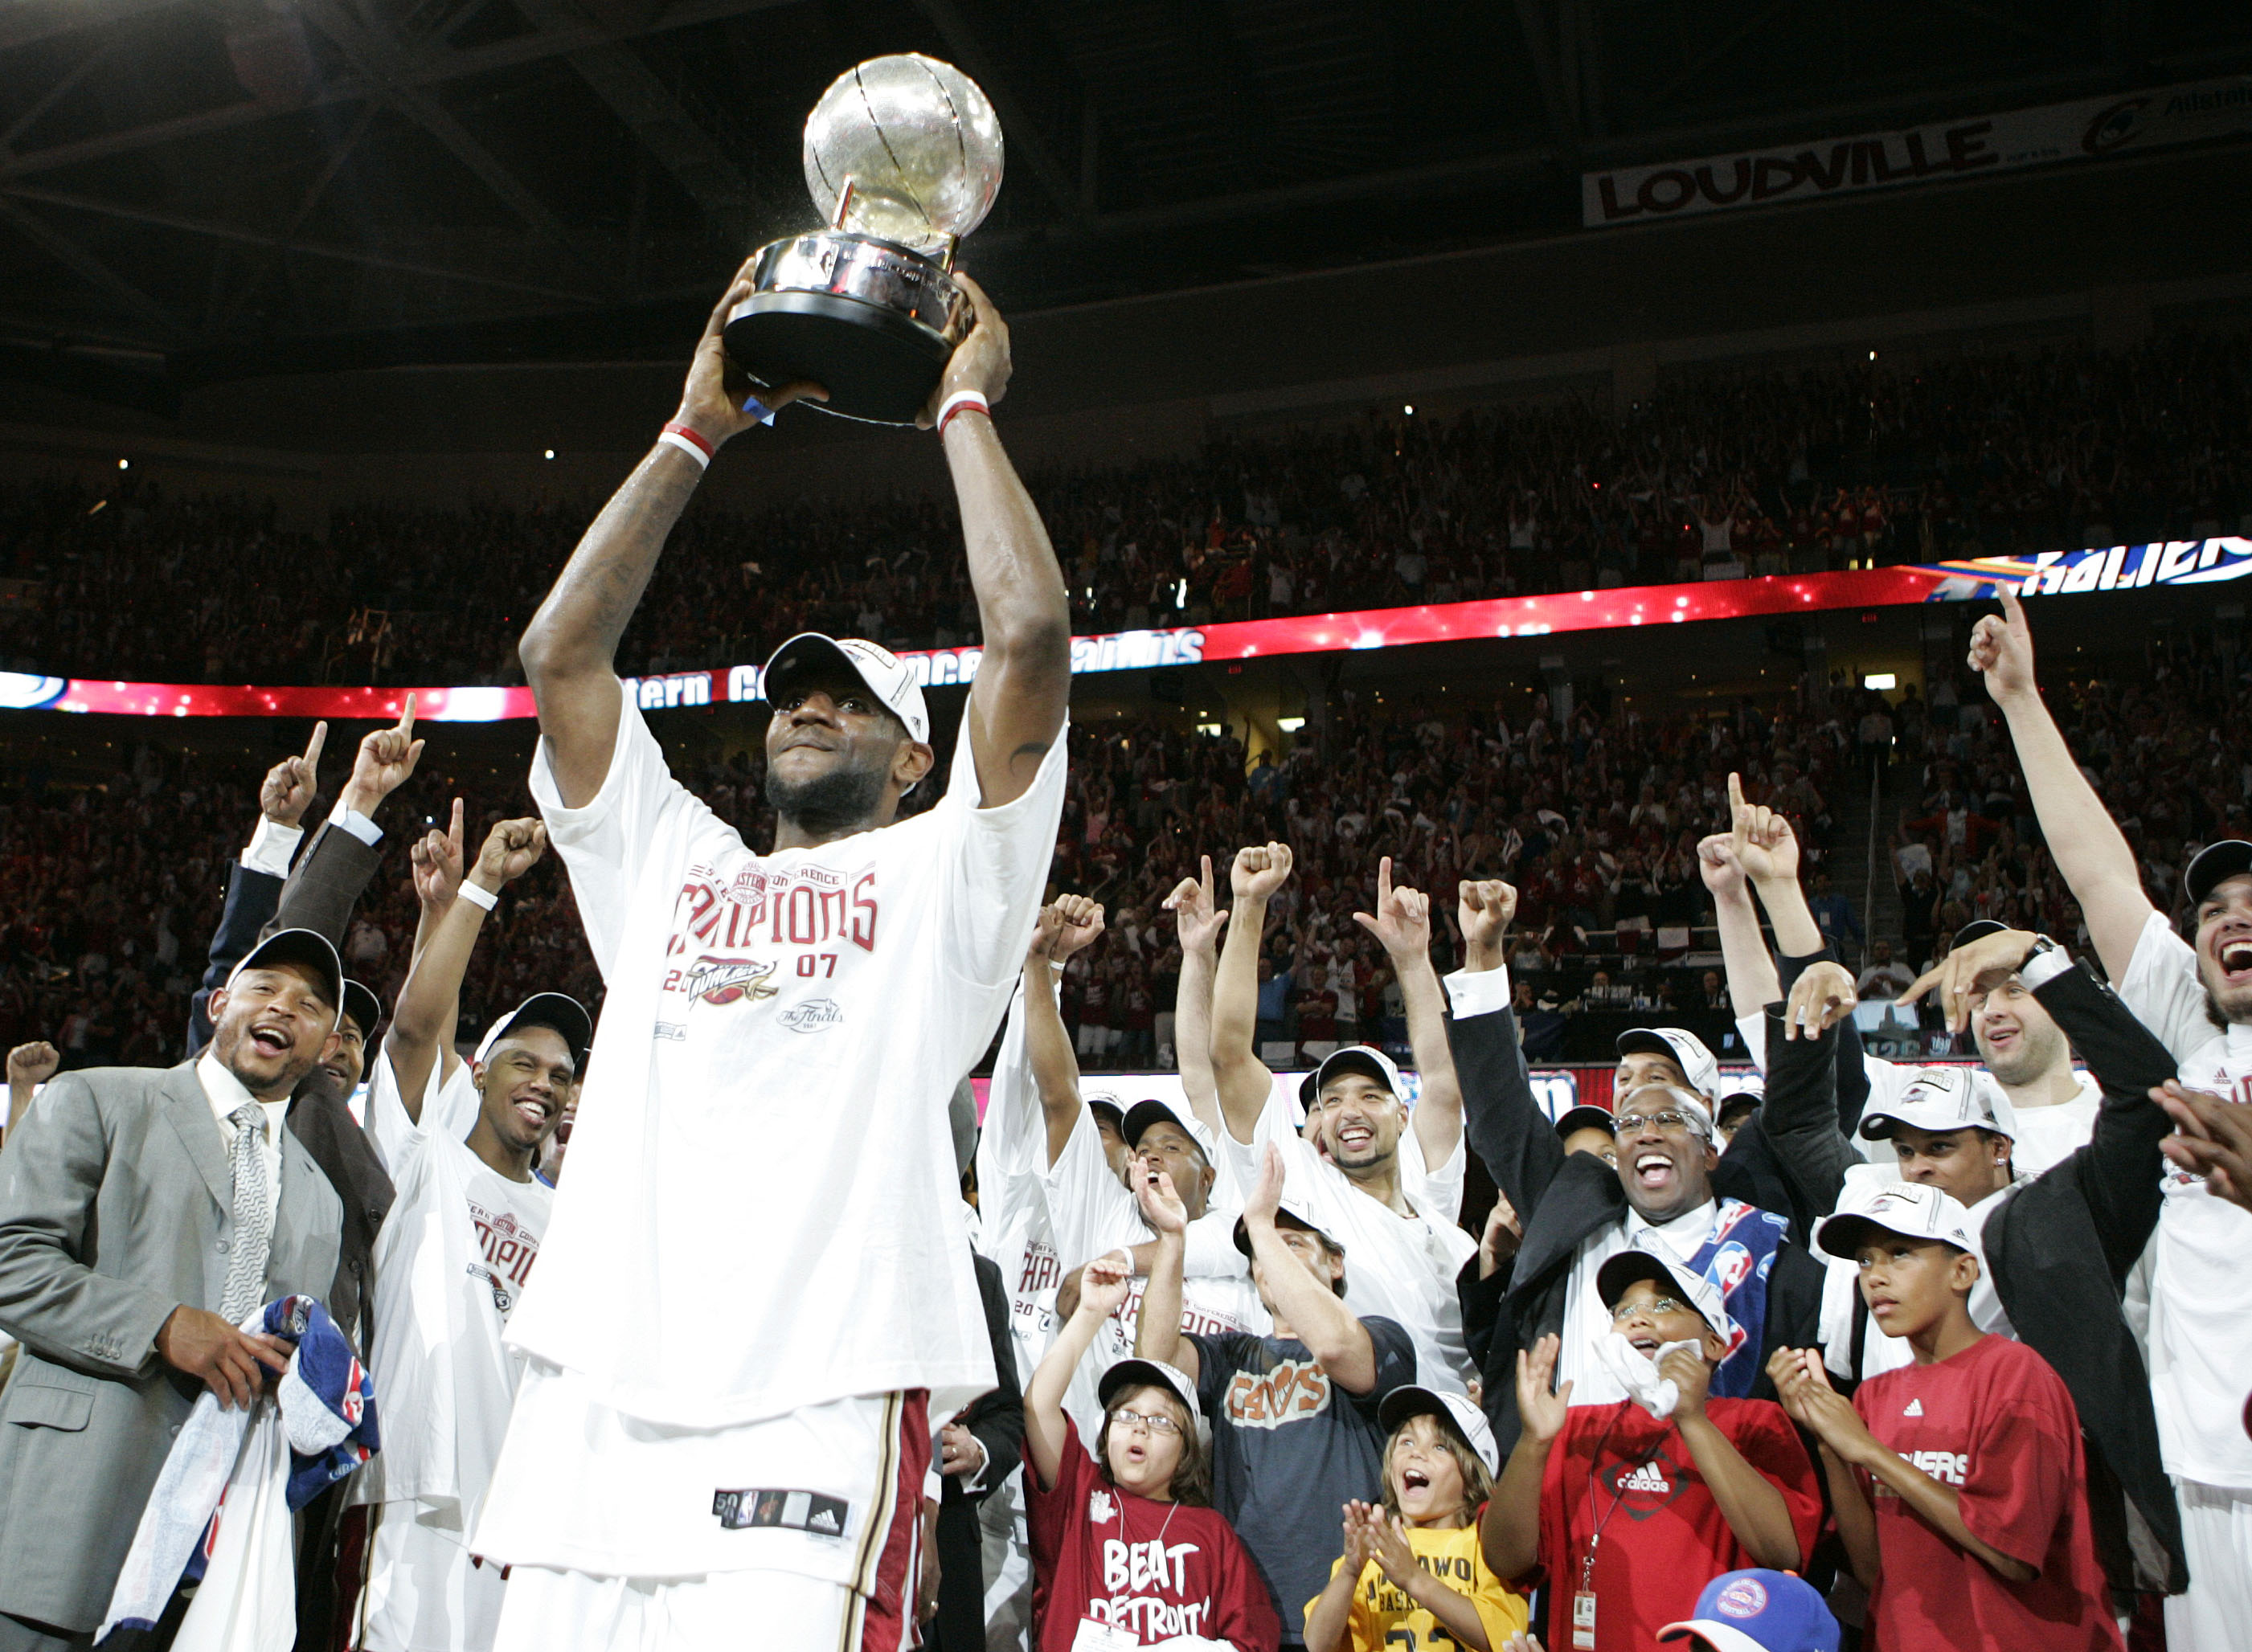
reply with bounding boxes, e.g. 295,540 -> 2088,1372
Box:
2166,1476 -> 2252,1649
358,1506 -> 506,1652
473,1363 -> 929,1599
491,1564 -> 909,1652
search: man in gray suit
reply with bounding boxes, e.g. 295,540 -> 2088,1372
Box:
0,927 -> 349,1650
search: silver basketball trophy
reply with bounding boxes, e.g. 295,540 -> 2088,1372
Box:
723,55 -> 1004,426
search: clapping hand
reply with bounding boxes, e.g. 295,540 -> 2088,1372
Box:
1135,1161 -> 1189,1236
1515,1334 -> 1574,1446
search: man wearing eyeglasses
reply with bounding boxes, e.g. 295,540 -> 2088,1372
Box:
1445,879 -> 1832,1456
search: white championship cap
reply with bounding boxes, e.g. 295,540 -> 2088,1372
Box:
1815,1179 -> 1980,1260
1378,1384 -> 1501,1475
1296,1044 -> 1409,1121
1857,1065 -> 2017,1143
760,633 -> 930,746
1616,1025 -> 1721,1099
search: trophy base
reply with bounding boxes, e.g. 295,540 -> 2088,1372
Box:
723,290 -> 952,427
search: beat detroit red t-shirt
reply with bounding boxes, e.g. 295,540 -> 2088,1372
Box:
1853,1334 -> 2124,1651
1535,1398 -> 1824,1652
1025,1418 -> 1282,1650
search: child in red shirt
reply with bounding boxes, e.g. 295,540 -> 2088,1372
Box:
1480,1242 -> 1824,1652
1772,1180 -> 2124,1651
1024,1256 -> 1280,1651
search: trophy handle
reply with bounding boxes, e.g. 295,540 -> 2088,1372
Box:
934,234 -> 958,272
832,177 -> 858,231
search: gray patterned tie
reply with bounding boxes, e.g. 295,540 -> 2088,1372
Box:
219,1102 -> 271,1325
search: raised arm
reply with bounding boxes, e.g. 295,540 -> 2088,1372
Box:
270,703 -> 424,947
1480,1335 -> 1571,1583
1730,773 -> 1823,960
1211,843 -> 1294,1144
1972,588 -> 2154,977
1131,1165 -> 1196,1384
1353,857 -> 1463,1170
518,264 -> 823,807
384,819 -> 547,1120
1025,1256 -> 1134,1492
188,724 -> 326,1053
1447,879 -> 1565,1221
5,1042 -> 57,1135
1242,1143 -> 1378,1391
1665,1346 -> 1803,1570
1698,834 -> 1781,1012
1021,898 -> 1105,1168
936,276 -> 1072,808
1163,857 -> 1229,1138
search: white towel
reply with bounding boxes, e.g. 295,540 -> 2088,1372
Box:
1591,1331 -> 1702,1421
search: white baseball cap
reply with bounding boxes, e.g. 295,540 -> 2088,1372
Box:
1378,1384 -> 1501,1475
760,633 -> 930,745
1616,1026 -> 1720,1099
1296,1044 -> 1408,1121
1815,1179 -> 1981,1260
1098,1356 -> 1199,1419
1857,1065 -> 2017,1143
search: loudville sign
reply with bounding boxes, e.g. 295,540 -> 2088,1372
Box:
1583,76 -> 2252,227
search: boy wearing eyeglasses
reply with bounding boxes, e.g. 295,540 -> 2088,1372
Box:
1481,1241 -> 1823,1652
1136,1143 -> 1417,1650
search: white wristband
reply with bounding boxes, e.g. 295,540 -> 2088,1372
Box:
657,430 -> 710,470
936,390 -> 989,433
457,880 -> 500,912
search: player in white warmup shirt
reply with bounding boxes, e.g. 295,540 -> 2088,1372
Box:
1209,844 -> 1480,1392
354,816 -> 585,1652
473,264 -> 1071,1652
1971,586 -> 2252,1646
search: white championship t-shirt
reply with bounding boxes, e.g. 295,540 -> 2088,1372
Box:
355,1051 -> 552,1527
2117,909 -> 2252,1489
498,689 -> 1067,1429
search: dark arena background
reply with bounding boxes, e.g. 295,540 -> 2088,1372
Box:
3,2 -> 2252,1646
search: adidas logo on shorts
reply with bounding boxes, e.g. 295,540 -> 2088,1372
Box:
1905,1399 -> 1924,1417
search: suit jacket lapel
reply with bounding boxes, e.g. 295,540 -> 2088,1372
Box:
276,1128 -> 324,1250
160,1061 -> 231,1214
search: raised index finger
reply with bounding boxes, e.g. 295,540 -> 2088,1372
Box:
1727,771 -> 1746,812
395,691 -> 416,743
301,720 -> 327,772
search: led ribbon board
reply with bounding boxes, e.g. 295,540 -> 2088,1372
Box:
5,538 -> 2242,721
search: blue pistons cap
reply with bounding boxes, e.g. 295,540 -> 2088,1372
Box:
760,633 -> 930,745
1659,1569 -> 1840,1652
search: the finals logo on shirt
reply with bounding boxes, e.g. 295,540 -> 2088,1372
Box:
656,854 -> 880,1035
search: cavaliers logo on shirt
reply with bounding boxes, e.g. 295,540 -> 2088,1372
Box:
683,955 -> 780,1006
1222,1358 -> 1333,1429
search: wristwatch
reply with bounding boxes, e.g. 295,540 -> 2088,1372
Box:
2017,933 -> 2074,989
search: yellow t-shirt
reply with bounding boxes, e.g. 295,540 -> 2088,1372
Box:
1306,1521 -> 1531,1650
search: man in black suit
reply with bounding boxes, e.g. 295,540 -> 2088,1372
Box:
1447,878 -> 1828,1456
927,1249 -> 1024,1651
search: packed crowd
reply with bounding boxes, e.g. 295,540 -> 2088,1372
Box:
5,293 -> 2252,1652
2,331 -> 2248,689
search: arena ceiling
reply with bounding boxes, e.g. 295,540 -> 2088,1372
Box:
1,0 -> 2249,408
